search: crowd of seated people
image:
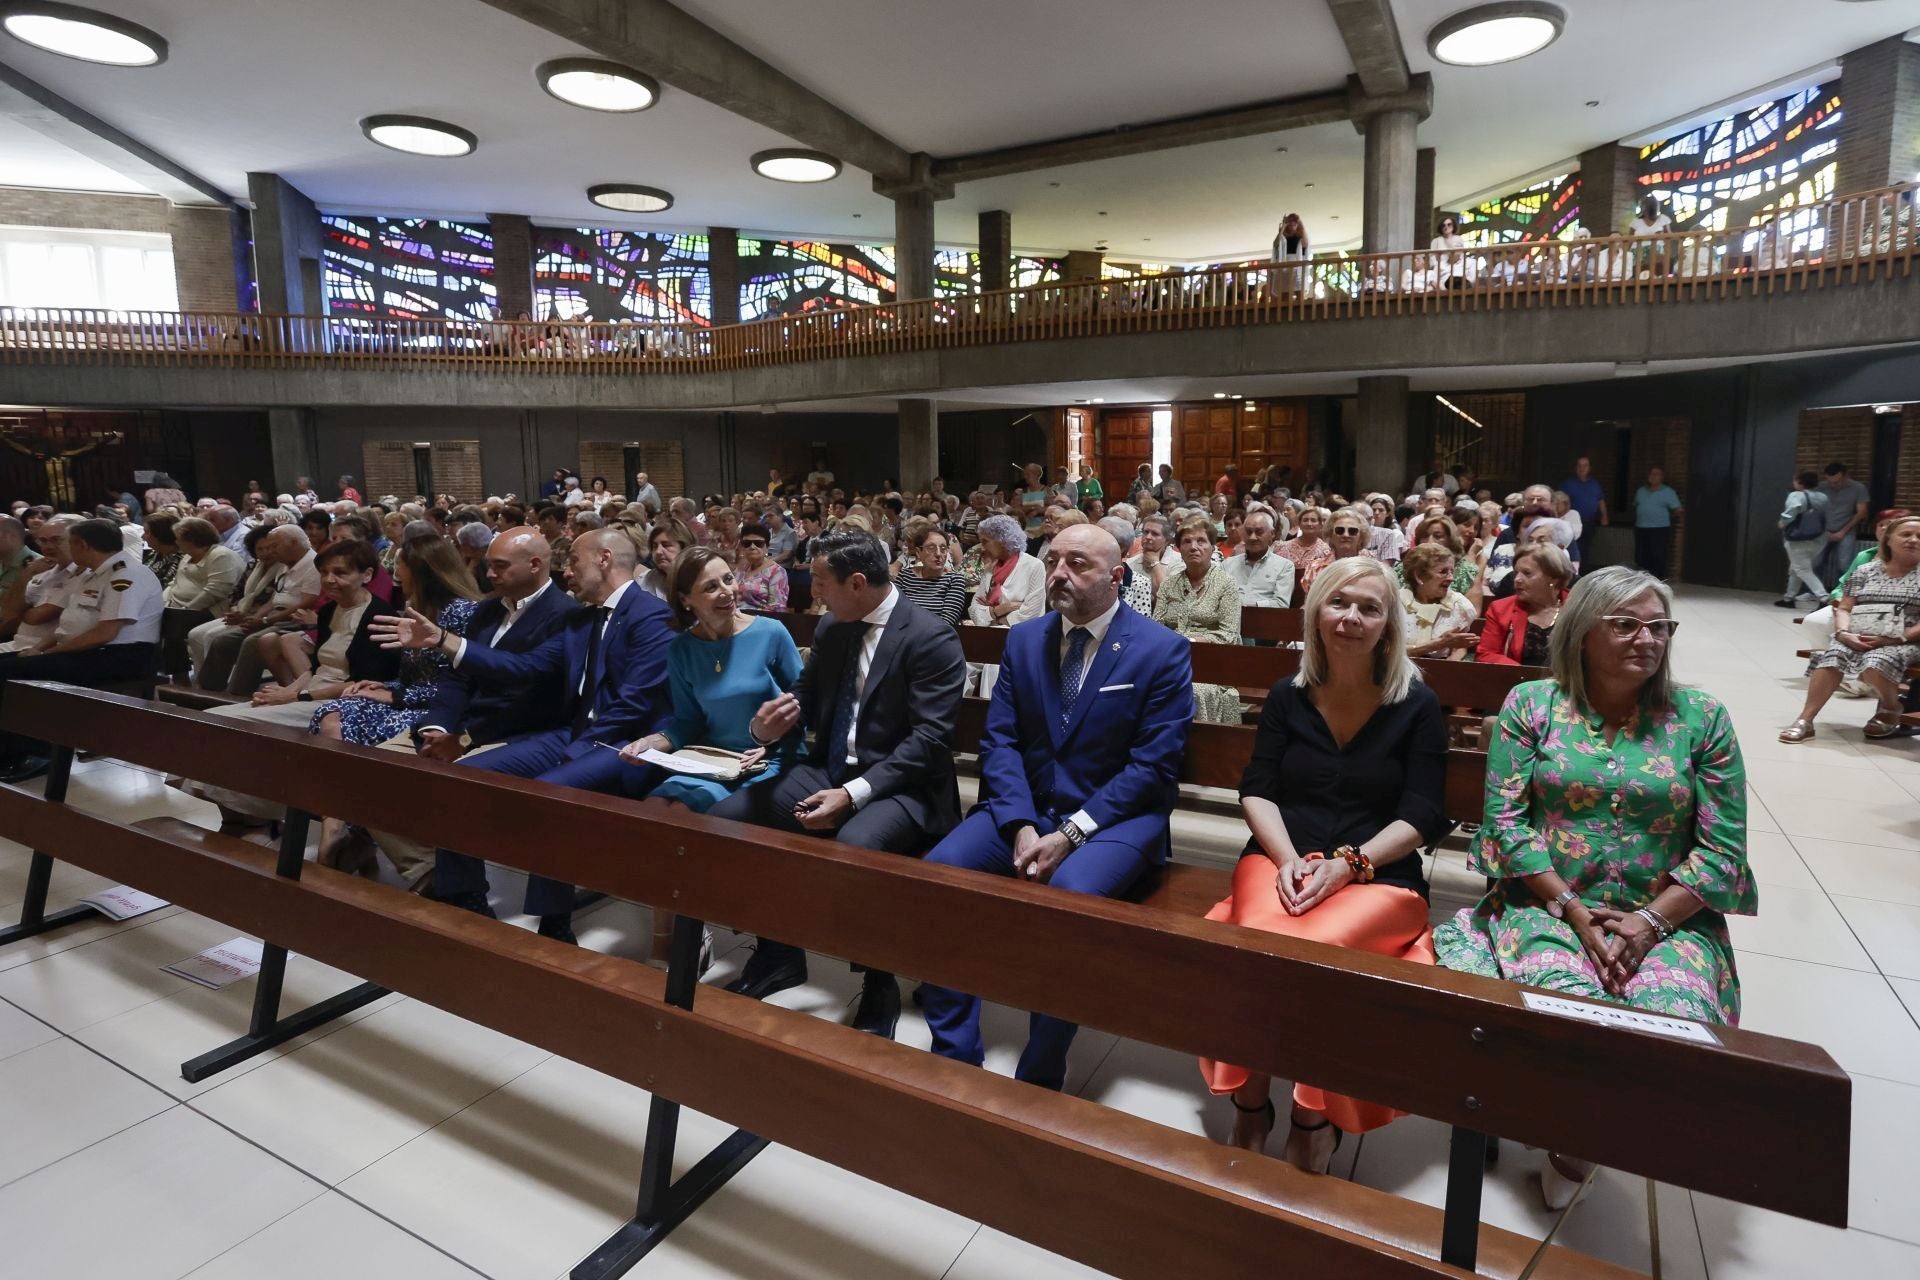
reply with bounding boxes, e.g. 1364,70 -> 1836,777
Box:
0,457 -> 1755,1206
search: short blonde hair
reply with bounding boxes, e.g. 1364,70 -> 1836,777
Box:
1293,557 -> 1420,704
1550,566 -> 1677,712
1053,508 -> 1090,527
1513,541 -> 1573,586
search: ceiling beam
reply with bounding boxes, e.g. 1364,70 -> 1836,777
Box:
1324,0 -> 1411,97
475,0 -> 914,184
931,89 -> 1354,185
0,60 -> 234,207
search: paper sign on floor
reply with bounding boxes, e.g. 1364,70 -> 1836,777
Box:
76,885 -> 169,921
162,938 -> 266,989
1521,991 -> 1720,1045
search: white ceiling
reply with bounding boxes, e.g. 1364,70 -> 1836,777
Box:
2,0 -> 1919,259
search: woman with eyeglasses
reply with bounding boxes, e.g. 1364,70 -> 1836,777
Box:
894,519 -> 970,625
1436,566 -> 1751,1211
733,522 -> 789,611
1782,512 -> 1920,742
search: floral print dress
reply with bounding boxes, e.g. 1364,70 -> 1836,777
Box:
1151,565 -> 1244,724
1432,680 -> 1754,1025
310,597 -> 479,746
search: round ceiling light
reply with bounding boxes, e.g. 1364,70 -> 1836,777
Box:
536,58 -> 658,112
587,183 -> 673,213
1427,2 -> 1565,67
0,2 -> 166,65
750,149 -> 841,184
359,114 -> 477,158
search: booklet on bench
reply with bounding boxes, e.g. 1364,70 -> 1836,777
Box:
76,885 -> 169,921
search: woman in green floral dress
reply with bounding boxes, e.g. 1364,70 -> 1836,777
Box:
1434,565 -> 1754,1207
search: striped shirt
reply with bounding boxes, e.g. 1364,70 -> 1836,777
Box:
895,568 -> 971,626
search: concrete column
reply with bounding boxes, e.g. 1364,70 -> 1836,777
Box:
1359,109 -> 1419,253
268,407 -> 319,494
1836,36 -> 1920,196
707,227 -> 740,326
1353,376 -> 1410,494
485,213 -> 534,319
898,398 -> 938,491
978,210 -> 1011,292
894,190 -> 936,300
246,172 -> 324,314
1064,250 -> 1105,281
1414,146 -> 1437,245
1577,143 -> 1639,237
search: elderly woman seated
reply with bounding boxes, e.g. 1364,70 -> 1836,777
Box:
1395,513 -> 1482,606
1154,515 -> 1244,723
1477,543 -> 1572,666
1397,542 -> 1478,659
1782,512 -> 1920,742
967,513 -> 1045,628
1436,566 -> 1752,1209
1199,558 -> 1447,1170
171,540 -> 400,839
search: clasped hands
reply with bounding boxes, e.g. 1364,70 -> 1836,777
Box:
1835,629 -> 1899,653
1272,854 -> 1352,916
1550,896 -> 1660,996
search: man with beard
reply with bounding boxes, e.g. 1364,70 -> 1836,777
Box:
916,523 -> 1194,1091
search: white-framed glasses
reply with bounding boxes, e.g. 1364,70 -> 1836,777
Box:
1599,615 -> 1678,640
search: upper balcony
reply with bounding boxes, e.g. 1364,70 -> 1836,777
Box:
5,184 -> 1920,410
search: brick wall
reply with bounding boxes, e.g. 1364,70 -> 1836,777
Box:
1836,37 -> 1920,196
1576,144 -> 1639,237
430,441 -> 484,502
0,186 -> 238,311
1795,406 -> 1875,476
578,441 -> 626,493
361,441 -> 416,501
1627,417 -> 1691,576
1893,411 -> 1920,512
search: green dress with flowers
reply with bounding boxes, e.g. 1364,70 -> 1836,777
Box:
1433,680 -> 1755,1025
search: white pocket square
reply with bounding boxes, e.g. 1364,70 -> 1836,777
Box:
1098,683 -> 1134,692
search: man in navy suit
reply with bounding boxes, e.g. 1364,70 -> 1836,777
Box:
373,528 -> 673,942
362,530 -> 576,888
919,522 -> 1193,1090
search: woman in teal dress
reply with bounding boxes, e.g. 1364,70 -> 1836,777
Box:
1434,565 -> 1754,1210
621,546 -> 803,963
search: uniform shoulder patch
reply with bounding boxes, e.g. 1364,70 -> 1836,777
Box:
110,579 -> 133,591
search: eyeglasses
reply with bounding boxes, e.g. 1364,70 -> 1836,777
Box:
740,539 -> 767,548
1599,615 -> 1679,640
1331,526 -> 1366,537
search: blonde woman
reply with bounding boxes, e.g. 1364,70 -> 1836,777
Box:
1200,557 -> 1446,1170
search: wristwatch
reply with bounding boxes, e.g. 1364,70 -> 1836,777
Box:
1551,887 -> 1579,911
1057,818 -> 1088,849
296,691 -> 313,702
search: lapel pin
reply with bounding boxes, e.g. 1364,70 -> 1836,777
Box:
1111,642 -> 1121,651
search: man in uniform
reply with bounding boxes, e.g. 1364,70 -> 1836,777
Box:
0,518 -> 163,780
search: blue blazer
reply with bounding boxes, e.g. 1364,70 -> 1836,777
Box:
977,603 -> 1193,859
451,581 -> 674,749
419,583 -> 577,745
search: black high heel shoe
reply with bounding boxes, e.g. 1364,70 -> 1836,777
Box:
1229,1095 -> 1276,1152
1282,1114 -> 1344,1174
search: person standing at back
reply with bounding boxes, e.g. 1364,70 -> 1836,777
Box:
1816,462 -> 1871,590
1560,456 -> 1608,562
1777,471 -> 1831,608
1630,468 -> 1683,581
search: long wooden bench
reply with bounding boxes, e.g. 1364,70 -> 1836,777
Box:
0,683 -> 1850,1280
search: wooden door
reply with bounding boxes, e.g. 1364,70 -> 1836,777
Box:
1238,401 -> 1309,488
1100,409 -> 1153,503
1177,405 -> 1236,500
1063,408 -> 1093,495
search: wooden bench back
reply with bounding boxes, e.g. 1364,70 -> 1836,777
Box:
0,792 -> 1636,1280
0,682 -> 1849,1227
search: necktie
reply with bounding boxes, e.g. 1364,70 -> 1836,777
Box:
1059,626 -> 1091,727
824,621 -> 870,783
571,605 -> 611,738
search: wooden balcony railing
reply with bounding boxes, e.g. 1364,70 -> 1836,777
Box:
3,182 -> 1915,377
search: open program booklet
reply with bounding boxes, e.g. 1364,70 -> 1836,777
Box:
605,743 -> 770,783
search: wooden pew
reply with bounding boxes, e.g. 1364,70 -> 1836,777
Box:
0,684 -> 1851,1280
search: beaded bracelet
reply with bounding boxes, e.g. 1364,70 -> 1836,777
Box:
1634,906 -> 1672,940
1333,844 -> 1375,884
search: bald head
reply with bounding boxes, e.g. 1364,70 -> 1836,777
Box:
485,529 -> 550,601
579,526 -> 637,571
1044,523 -> 1125,624
261,525 -> 307,562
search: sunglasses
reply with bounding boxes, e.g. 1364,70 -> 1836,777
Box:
1332,526 -> 1366,537
1599,615 -> 1678,640
740,539 -> 768,548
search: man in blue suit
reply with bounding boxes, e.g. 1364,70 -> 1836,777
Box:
373,528 -> 672,942
919,523 -> 1193,1090
362,530 -> 576,889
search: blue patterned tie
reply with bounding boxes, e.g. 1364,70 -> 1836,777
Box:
1059,627 -> 1091,727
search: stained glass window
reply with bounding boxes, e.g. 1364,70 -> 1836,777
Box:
1458,173 -> 1583,247
1636,83 -> 1842,237
320,216 -> 496,320
532,229 -> 711,325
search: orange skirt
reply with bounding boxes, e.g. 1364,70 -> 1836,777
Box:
1197,854 -> 1435,1134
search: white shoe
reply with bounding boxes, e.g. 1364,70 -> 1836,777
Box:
1539,1155 -> 1594,1211
1837,679 -> 1872,699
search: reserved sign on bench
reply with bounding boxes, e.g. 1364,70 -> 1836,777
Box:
1522,991 -> 1720,1045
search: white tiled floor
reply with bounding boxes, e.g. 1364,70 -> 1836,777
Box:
0,587 -> 1916,1277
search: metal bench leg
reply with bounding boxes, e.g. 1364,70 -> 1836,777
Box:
572,914 -> 770,1280
0,748 -> 106,949
1440,1126 -> 1488,1270
179,809 -> 388,1081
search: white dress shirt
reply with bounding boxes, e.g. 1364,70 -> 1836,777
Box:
490,578 -> 552,647
1054,598 -> 1119,839
1223,548 -> 1296,608
838,587 -> 898,811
